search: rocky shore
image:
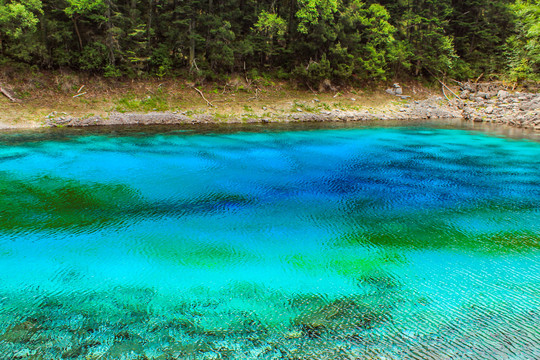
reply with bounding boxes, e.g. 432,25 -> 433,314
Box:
42,88 -> 539,131
456,83 -> 540,130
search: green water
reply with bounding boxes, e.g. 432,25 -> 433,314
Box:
0,123 -> 538,359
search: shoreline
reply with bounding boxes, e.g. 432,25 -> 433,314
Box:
0,81 -> 538,131
42,96 -> 462,128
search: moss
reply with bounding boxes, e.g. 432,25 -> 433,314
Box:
0,173 -> 253,235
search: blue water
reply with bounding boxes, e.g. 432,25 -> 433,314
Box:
0,123 -> 539,359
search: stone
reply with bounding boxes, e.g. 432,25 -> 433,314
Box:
485,106 -> 494,114
395,87 -> 403,95
497,90 -> 509,100
519,100 -> 540,111
477,92 -> 490,99
385,88 -> 395,95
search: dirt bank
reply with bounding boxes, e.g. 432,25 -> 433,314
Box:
0,75 -> 538,131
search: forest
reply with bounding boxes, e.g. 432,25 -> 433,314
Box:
0,0 -> 538,85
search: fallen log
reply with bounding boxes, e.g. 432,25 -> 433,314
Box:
0,84 -> 21,103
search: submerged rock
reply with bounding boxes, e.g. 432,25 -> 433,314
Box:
0,318 -> 41,343
292,296 -> 392,339
106,339 -> 145,358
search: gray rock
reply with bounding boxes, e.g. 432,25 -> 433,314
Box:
519,100 -> 540,111
477,92 -> 490,99
497,90 -> 509,100
485,106 -> 494,114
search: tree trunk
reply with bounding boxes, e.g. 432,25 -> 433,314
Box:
147,0 -> 153,51
73,17 -> 83,51
105,0 -> 115,65
189,20 -> 196,69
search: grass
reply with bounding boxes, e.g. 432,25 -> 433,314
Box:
114,89 -> 169,112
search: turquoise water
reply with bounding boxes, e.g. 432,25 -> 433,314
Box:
0,123 -> 539,359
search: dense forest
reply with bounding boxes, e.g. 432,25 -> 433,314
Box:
0,0 -> 538,84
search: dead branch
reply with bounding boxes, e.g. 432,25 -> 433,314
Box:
0,84 -> 21,103
433,77 -> 462,103
441,85 -> 451,103
248,88 -> 260,101
191,86 -> 214,107
73,92 -> 87,98
221,83 -> 229,95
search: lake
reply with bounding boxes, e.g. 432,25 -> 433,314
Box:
0,122 -> 539,359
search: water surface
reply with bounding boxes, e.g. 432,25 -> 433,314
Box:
0,123 -> 539,359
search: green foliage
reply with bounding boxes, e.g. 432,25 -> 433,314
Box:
255,11 -> 287,39
79,42 -> 108,71
507,0 -> 540,81
63,0 -> 104,18
0,0 -> 42,39
449,0 -> 514,76
296,0 -> 339,34
0,0 -> 534,82
293,54 -> 332,86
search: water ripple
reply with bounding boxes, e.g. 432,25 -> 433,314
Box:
0,124 -> 539,358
